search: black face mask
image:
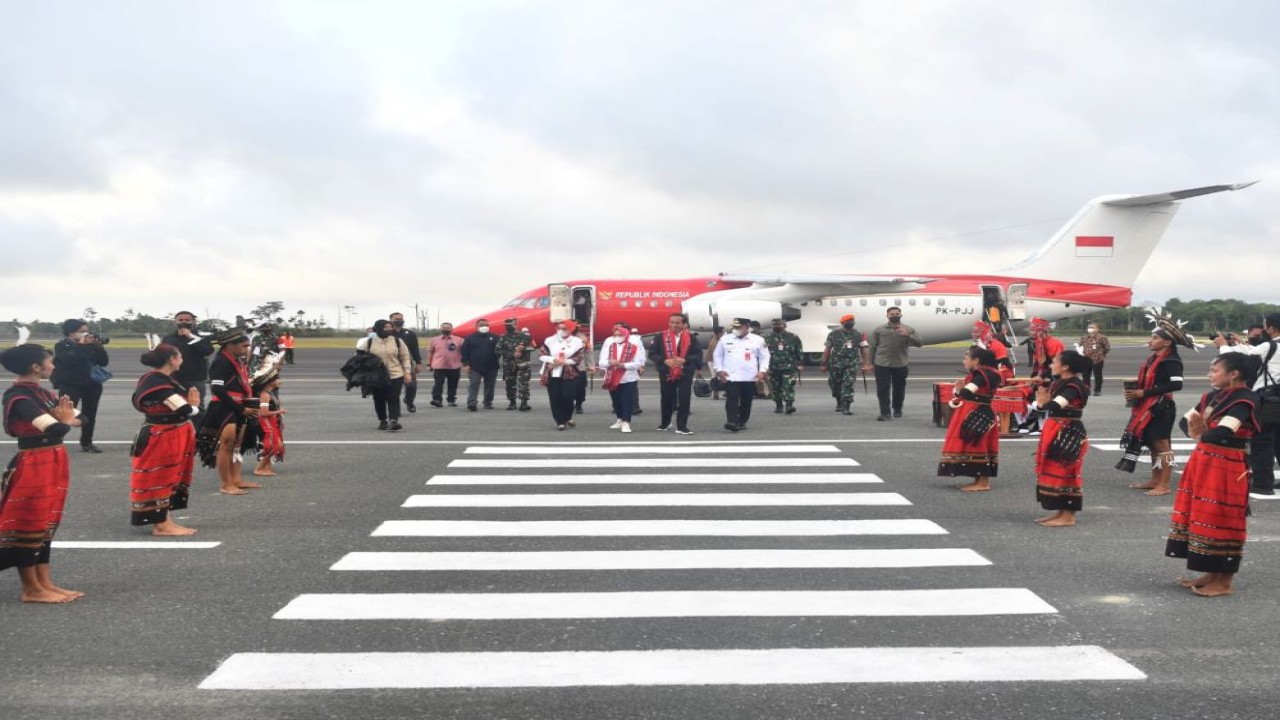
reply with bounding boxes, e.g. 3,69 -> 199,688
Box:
177,322 -> 194,329
441,329 -> 451,337
841,322 -> 854,330
889,317 -> 901,324
1249,335 -> 1266,346
391,320 -> 404,327
376,329 -> 392,338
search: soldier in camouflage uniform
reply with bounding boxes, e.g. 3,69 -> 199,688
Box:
820,313 -> 871,416
767,319 -> 804,414
497,317 -> 537,411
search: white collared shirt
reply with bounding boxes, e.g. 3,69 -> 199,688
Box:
597,335 -> 647,383
539,334 -> 585,378
1220,337 -> 1280,391
714,331 -> 770,381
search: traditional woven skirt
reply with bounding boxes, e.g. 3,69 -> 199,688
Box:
1035,417 -> 1088,511
1166,443 -> 1249,574
129,422 -> 196,526
258,415 -> 285,463
0,446 -> 70,570
937,400 -> 999,478
196,401 -> 238,468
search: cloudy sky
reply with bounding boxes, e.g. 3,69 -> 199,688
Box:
2,0 -> 1276,329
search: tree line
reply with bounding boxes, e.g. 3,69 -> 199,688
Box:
1054,298 -> 1280,335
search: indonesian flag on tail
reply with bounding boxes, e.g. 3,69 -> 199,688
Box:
1075,235 -> 1114,257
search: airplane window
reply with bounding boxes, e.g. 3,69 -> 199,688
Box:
503,297 -> 530,308
878,299 -> 886,306
844,299 -> 852,306
664,300 -> 673,307
650,300 -> 658,308
535,296 -> 550,308
908,299 -> 917,306
860,299 -> 867,307
923,298 -> 931,306
829,299 -> 837,307
938,299 -> 946,307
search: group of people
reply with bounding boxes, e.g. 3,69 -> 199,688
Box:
935,311 -> 1280,597
2,314 -> 290,602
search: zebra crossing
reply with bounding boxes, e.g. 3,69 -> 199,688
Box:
200,442 -> 1145,690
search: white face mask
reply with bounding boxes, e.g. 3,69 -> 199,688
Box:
735,328 -> 750,338
1088,328 -> 1098,334
477,326 -> 489,334
557,329 -> 570,338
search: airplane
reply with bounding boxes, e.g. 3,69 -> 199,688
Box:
453,182 -> 1256,360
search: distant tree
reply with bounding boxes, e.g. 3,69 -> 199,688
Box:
251,301 -> 286,323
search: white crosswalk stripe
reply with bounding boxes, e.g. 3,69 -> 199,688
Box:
202,442 -> 1146,689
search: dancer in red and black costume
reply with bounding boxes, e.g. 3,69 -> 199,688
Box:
130,344 -> 201,535
971,321 -> 1014,382
251,364 -> 286,478
197,329 -> 259,495
1,344 -> 83,603
1166,353 -> 1262,597
1016,318 -> 1064,434
1118,312 -> 1193,496
1031,350 -> 1091,527
938,346 -> 1003,492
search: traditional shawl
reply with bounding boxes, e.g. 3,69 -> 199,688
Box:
602,337 -> 637,391
662,330 -> 691,382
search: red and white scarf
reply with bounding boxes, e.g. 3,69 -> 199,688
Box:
662,329 -> 690,382
602,337 -> 637,392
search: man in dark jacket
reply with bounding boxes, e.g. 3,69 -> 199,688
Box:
390,312 -> 423,413
52,318 -> 110,453
162,310 -> 215,408
460,318 -> 501,411
649,312 -> 703,434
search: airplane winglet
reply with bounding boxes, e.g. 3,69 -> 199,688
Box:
1101,181 -> 1258,207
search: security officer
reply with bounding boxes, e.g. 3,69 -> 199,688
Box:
767,319 -> 803,414
497,317 -> 537,411
820,313 -> 871,416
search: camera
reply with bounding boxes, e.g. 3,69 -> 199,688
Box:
86,333 -> 110,345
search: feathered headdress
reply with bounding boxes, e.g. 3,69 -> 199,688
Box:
1146,306 -> 1200,351
16,326 -> 30,345
251,351 -> 284,390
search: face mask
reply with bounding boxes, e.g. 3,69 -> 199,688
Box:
1088,328 -> 1097,334
477,326 -> 489,334
735,328 -> 750,338
441,329 -> 451,337
558,329 -> 570,338
376,329 -> 392,338
177,321 -> 194,329
391,320 -> 404,327
889,317 -> 901,324
841,322 -> 854,330
773,327 -> 784,333
1249,335 -> 1266,346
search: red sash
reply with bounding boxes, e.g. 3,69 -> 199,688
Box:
663,330 -> 690,382
602,338 -> 636,392
1122,350 -> 1171,437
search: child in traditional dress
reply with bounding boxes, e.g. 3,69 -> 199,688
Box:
252,369 -> 286,477
2,344 -> 83,603
1167,353 -> 1262,597
1032,350 -> 1092,527
938,346 -> 1002,492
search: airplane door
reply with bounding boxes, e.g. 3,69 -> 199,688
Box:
571,285 -> 596,327
1006,283 -> 1028,321
548,283 -> 572,322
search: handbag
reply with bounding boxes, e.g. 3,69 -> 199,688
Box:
89,364 -> 113,384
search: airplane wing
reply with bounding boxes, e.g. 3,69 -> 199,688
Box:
1100,181 -> 1258,207
714,274 -> 935,305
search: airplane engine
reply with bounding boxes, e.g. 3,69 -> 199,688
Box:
682,299 -> 799,332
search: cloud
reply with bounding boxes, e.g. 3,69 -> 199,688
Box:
1,0 -> 1277,327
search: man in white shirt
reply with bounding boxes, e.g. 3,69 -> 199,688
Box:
713,318 -> 771,432
1217,312 -> 1280,498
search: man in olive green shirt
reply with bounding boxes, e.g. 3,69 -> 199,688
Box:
868,306 -> 923,421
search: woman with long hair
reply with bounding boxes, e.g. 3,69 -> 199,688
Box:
2,344 -> 83,603
938,346 -> 1003,492
1031,350 -> 1092,527
129,344 -> 201,535
1167,353 -> 1263,597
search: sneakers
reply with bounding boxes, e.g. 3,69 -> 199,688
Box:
556,424 -> 567,431
377,420 -> 389,431
674,428 -> 694,435
620,422 -> 632,433
657,425 -> 671,432
609,419 -> 624,429
406,403 -> 417,413
81,444 -> 103,453
429,400 -> 443,408
387,420 -> 402,432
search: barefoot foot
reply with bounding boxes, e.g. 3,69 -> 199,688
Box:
21,588 -> 76,603
958,480 -> 991,492
237,482 -> 263,489
219,487 -> 248,496
1178,574 -> 1212,589
1144,488 -> 1172,497
1040,516 -> 1077,527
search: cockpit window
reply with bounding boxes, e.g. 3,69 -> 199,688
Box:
535,295 -> 550,308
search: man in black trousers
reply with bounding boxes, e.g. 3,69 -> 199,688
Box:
390,312 -> 423,413
649,312 -> 702,435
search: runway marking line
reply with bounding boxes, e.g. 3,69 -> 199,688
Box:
428,473 -> 885,485
372,519 -> 948,537
401,492 -> 911,508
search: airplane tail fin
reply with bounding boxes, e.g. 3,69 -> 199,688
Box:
1003,182 -> 1256,287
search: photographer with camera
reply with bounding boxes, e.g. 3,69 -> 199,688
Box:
161,310 -> 215,409
1215,313 -> 1280,499
51,319 -> 110,453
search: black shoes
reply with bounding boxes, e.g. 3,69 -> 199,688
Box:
507,401 -> 517,411
876,415 -> 889,422
467,405 -> 478,412
406,403 -> 417,413
842,408 -> 853,416
429,400 -> 443,408
633,408 -> 643,415
723,423 -> 741,432
447,401 -> 457,407
785,404 -> 796,414
378,420 -> 389,430
387,420 -> 402,432
775,405 -> 784,414
519,403 -> 531,411
575,403 -> 584,414
483,403 -> 494,410
81,444 -> 103,453
893,409 -> 902,418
